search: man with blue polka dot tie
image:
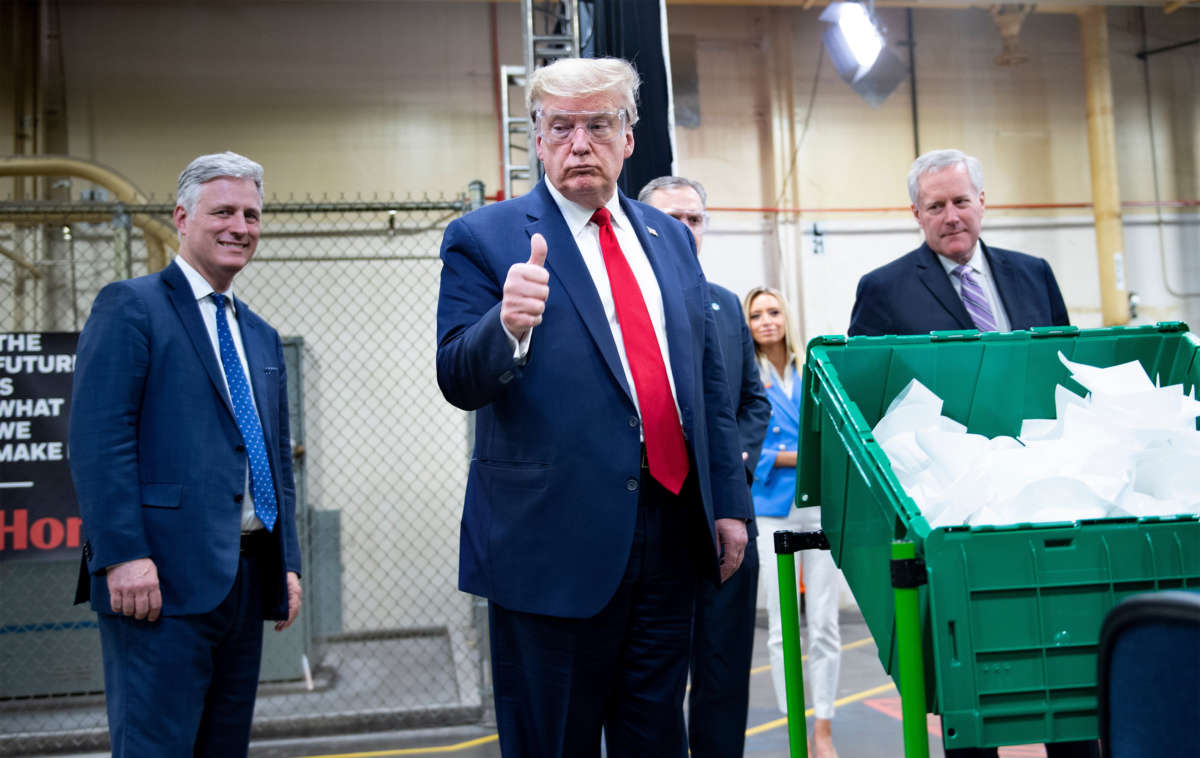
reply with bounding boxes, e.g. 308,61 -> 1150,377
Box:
70,152 -> 301,758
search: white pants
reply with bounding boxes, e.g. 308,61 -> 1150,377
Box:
757,506 -> 841,719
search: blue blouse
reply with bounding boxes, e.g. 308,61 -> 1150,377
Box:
752,362 -> 801,518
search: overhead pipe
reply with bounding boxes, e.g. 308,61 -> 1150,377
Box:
701,200 -> 1199,214
478,191 -> 1199,212
0,155 -> 177,272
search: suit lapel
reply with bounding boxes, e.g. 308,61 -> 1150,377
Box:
766,374 -> 799,426
621,194 -> 695,425
914,243 -> 973,329
528,183 -> 633,402
982,241 -> 1021,327
161,261 -> 235,417
236,299 -> 276,446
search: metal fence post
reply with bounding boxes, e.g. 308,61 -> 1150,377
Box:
468,180 -> 485,211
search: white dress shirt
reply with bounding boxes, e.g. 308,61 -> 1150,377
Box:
936,243 -> 1012,332
504,180 -> 682,425
174,255 -> 266,532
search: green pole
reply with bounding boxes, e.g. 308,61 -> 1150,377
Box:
891,540 -> 930,758
776,533 -> 808,758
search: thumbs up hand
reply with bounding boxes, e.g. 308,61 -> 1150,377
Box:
501,233 -> 550,340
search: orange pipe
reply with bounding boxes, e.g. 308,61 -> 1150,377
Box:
481,195 -> 1200,212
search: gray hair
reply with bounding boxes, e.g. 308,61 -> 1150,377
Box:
527,57 -> 641,127
906,149 -> 983,205
177,151 -> 264,214
637,176 -> 707,208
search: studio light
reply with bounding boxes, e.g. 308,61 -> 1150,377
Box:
820,1 -> 907,106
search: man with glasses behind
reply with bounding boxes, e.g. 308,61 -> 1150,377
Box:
436,57 -> 753,757
640,175 -> 770,758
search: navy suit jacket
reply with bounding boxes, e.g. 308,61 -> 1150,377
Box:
70,260 -> 301,619
436,181 -> 753,619
848,241 -> 1069,337
708,283 -> 770,487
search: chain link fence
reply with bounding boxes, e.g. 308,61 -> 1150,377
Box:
0,189 -> 488,754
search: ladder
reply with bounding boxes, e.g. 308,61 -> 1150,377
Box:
500,0 -> 582,200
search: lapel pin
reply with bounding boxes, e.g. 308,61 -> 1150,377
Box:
647,226 -> 658,237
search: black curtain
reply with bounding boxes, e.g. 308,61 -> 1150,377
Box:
589,0 -> 673,199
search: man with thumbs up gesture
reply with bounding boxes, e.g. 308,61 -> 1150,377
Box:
499,233 -> 549,339
436,57 -> 753,758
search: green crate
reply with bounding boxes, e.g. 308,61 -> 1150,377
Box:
798,322 -> 1200,750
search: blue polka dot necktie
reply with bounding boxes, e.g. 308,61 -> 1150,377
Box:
211,293 -> 278,532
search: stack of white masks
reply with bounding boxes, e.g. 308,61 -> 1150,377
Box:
872,352 -> 1200,528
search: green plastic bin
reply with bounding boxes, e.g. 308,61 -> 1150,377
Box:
798,322 -> 1200,750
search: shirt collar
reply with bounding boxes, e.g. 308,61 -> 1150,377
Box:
757,355 -> 797,387
174,255 -> 236,314
544,179 -> 629,238
937,241 -> 986,278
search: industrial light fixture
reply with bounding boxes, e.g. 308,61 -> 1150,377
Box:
820,1 -> 907,106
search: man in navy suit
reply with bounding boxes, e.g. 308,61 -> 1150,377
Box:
70,152 -> 301,757
640,175 -> 770,758
849,148 -> 1068,338
436,58 -> 753,756
850,154 -> 1094,758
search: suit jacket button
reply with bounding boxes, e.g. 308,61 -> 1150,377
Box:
499,370 -> 514,384
625,478 -> 638,492
235,444 -> 246,452
628,416 -> 639,428
234,493 -> 244,503
773,426 -> 782,433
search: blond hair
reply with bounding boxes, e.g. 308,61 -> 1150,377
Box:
744,286 -> 804,379
526,57 -> 640,126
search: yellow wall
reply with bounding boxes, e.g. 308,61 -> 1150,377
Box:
23,2 -> 524,200
2,1 -> 1198,325
1,3 -> 1195,207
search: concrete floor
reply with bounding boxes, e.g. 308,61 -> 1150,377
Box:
40,608 -> 1055,758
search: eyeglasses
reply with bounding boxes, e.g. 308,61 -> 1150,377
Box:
662,209 -> 710,231
536,109 -> 628,145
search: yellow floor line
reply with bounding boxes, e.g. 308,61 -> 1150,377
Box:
744,682 -> 897,737
299,636 -> 883,756
750,635 -> 875,676
297,734 -> 499,758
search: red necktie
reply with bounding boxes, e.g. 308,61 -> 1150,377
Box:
591,207 -> 689,494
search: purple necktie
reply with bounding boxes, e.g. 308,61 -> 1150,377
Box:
953,264 -> 997,332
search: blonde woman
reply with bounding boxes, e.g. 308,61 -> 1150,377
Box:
745,286 -> 841,758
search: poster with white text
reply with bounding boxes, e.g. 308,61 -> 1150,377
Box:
0,332 -> 79,562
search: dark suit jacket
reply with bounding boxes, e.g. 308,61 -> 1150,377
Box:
708,283 -> 770,486
848,241 -> 1069,337
69,260 -> 301,619
436,181 -> 753,619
